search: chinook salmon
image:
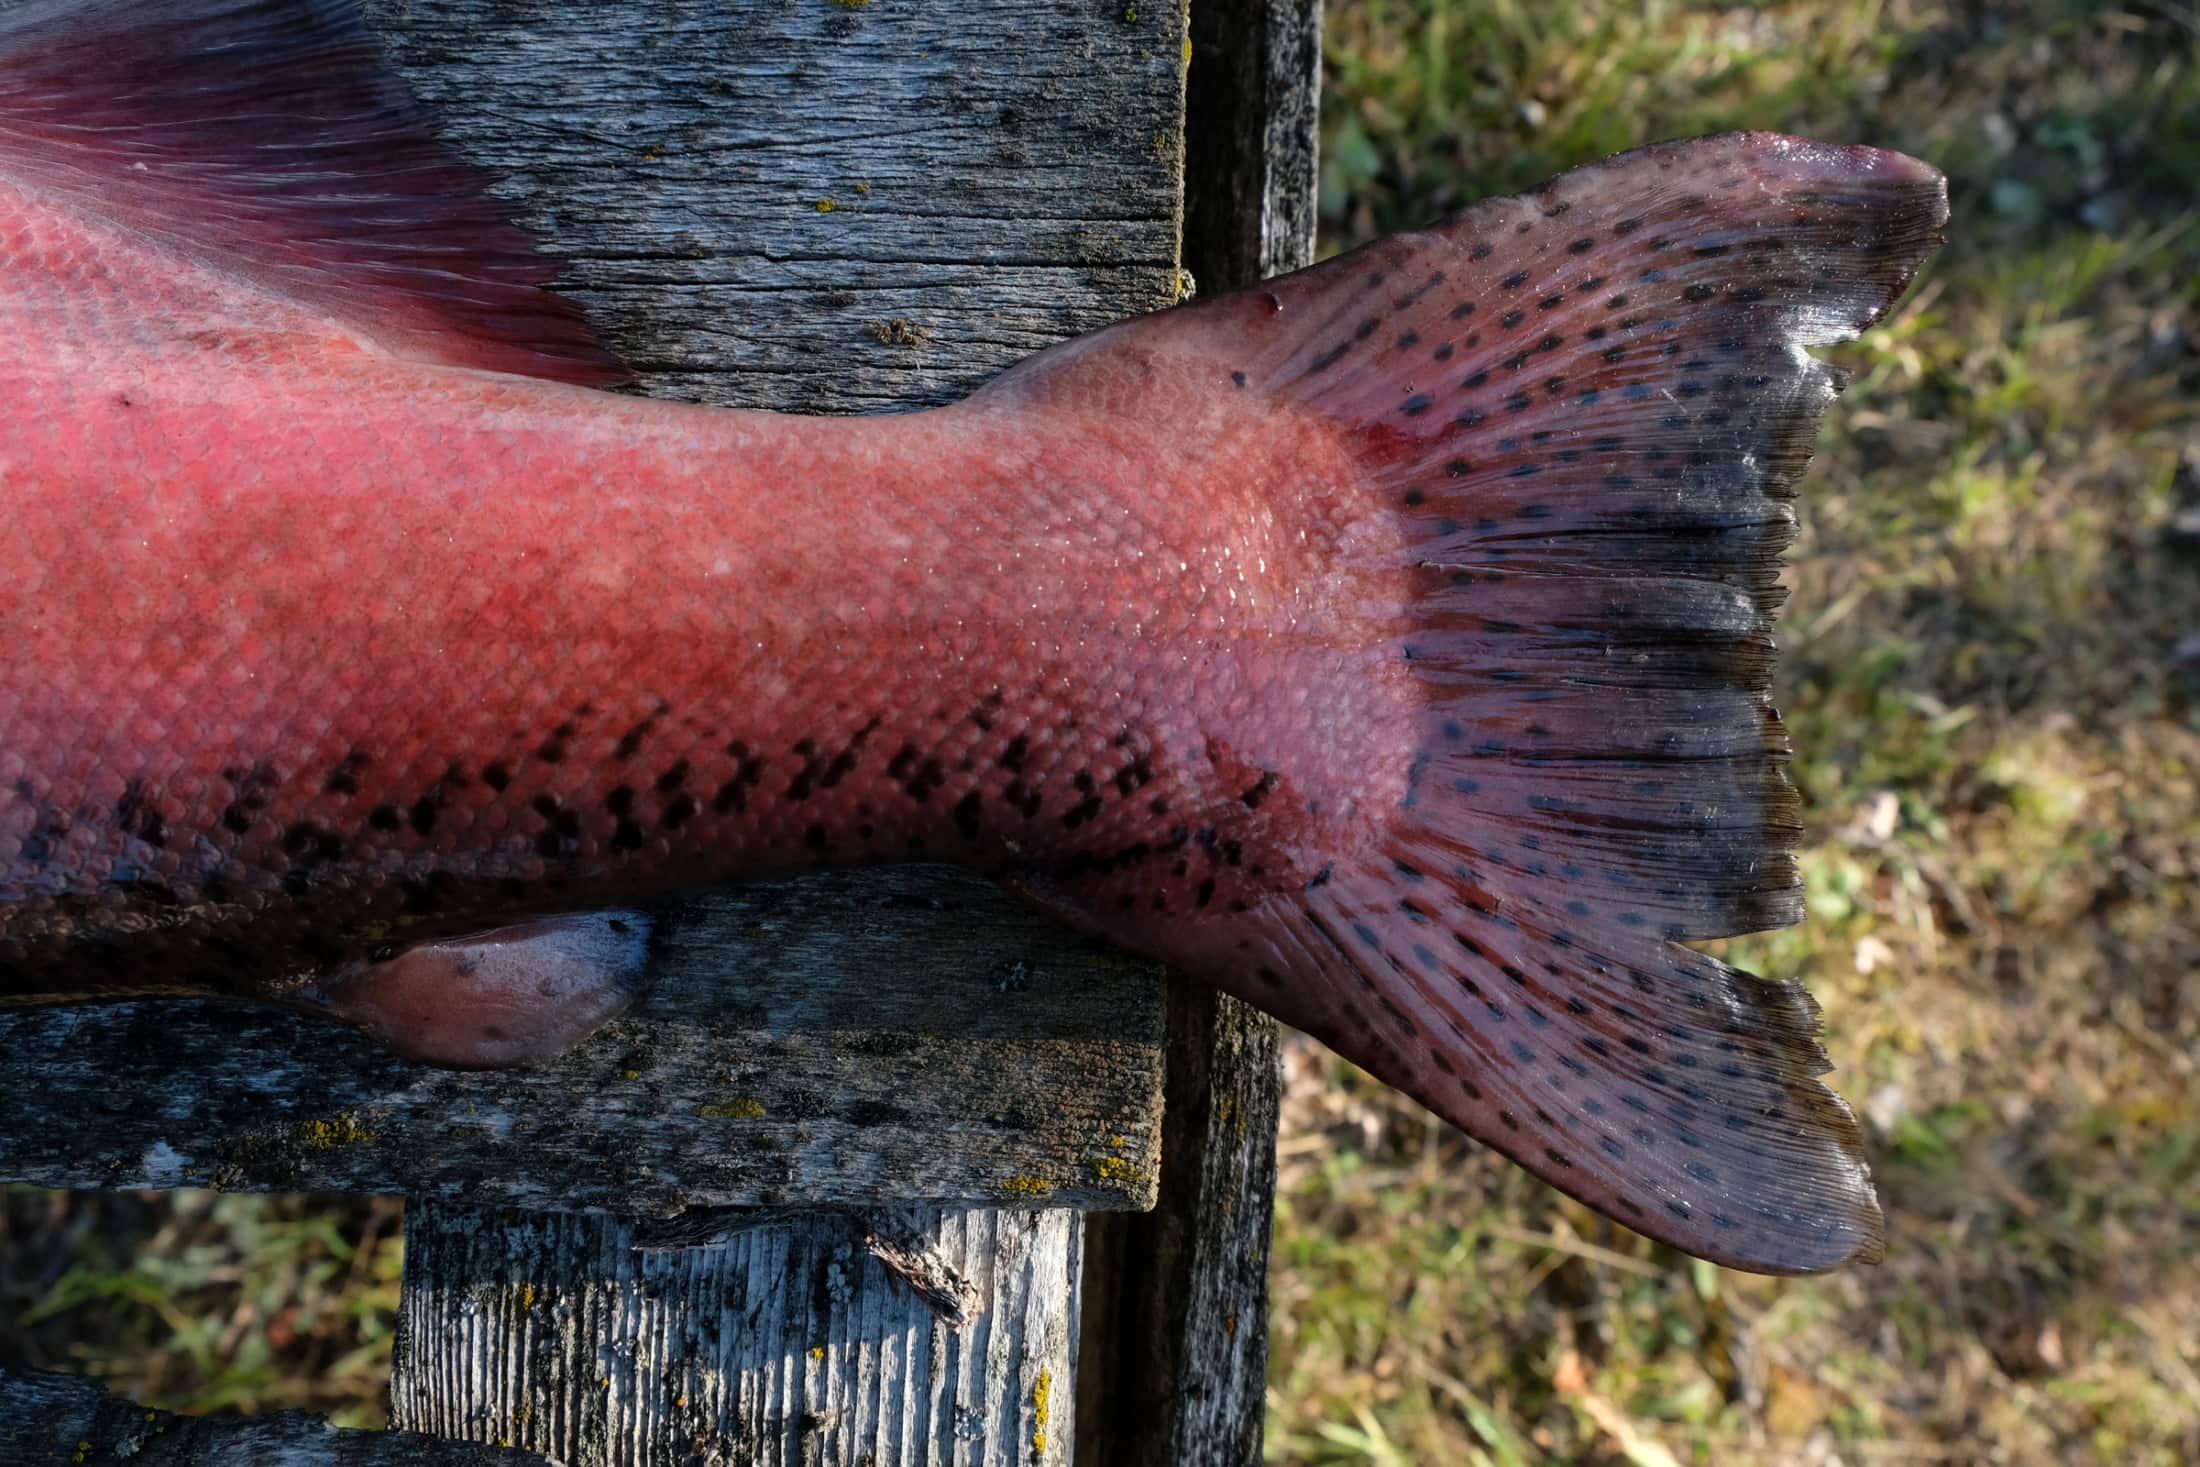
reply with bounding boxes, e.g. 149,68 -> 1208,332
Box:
0,0 -> 1946,1274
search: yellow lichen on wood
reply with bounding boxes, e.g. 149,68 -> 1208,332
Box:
697,1097 -> 768,1120
297,1111 -> 376,1149
1033,1366 -> 1053,1454
1001,1174 -> 1055,1198
1088,1154 -> 1140,1186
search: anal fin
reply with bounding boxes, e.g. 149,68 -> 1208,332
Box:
301,911 -> 653,1069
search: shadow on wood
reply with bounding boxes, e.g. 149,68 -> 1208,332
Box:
0,1365 -> 554,1466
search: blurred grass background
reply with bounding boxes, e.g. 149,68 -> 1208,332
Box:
4,1 -> 2198,1462
1272,2 -> 2199,1464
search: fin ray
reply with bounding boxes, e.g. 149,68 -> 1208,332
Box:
1108,133 -> 1945,1272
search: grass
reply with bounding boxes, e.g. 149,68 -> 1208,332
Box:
2,3 -> 2196,1461
0,1189 -> 402,1427
1271,2 -> 2199,1464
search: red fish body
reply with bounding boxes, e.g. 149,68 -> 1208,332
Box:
0,0 -> 1946,1273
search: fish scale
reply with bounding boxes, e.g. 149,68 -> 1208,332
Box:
0,0 -> 1947,1274
1,347 -> 1401,967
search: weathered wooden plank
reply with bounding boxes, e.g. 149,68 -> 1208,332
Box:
1078,989 -> 1283,1467
1076,4 -> 1317,1462
0,1366 -> 552,1467
0,870 -> 1164,1213
391,1204 -> 1082,1466
366,0 -> 1191,413
1181,0 -> 1324,290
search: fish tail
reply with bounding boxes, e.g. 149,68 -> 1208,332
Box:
1035,136 -> 1946,1273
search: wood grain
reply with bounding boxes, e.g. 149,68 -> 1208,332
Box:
367,0 -> 1192,413
0,870 -> 1164,1214
392,1203 -> 1083,1466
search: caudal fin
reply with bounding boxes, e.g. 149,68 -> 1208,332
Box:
1026,136 -> 1945,1274
1274,136 -> 1943,1272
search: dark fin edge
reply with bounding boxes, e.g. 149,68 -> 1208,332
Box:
0,0 -> 628,385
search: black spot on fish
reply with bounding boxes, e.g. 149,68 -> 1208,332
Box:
324,752 -> 370,795
482,760 -> 512,792
655,760 -> 690,794
954,790 -> 983,840
902,756 -> 946,803
614,718 -> 654,760
612,818 -> 646,852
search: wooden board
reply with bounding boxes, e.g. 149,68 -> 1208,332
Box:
0,870 -> 1164,1215
0,1366 -> 553,1467
391,1203 -> 1082,1466
368,0 -> 1192,412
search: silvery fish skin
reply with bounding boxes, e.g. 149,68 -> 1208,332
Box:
0,0 -> 1946,1273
